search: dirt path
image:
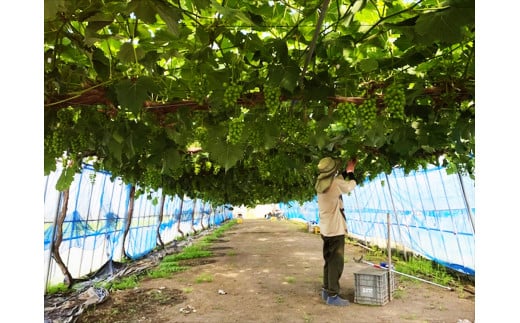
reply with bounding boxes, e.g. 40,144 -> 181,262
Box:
78,218 -> 475,323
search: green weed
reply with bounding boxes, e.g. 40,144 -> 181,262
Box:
303,312 -> 313,323
45,282 -> 70,295
108,275 -> 140,290
394,255 -> 454,287
164,245 -> 212,261
285,276 -> 296,283
147,261 -> 188,278
392,288 -> 404,299
195,273 -> 214,283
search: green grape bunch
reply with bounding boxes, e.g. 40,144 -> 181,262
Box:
278,114 -> 299,138
222,82 -> 243,109
358,96 -> 377,128
204,160 -> 212,172
264,85 -> 281,114
143,168 -> 162,188
336,102 -> 358,130
45,108 -> 76,156
293,121 -> 310,144
383,84 -> 406,120
193,161 -> 202,175
45,130 -> 65,157
247,123 -> 264,149
191,78 -> 208,106
57,107 -> 75,124
193,126 -> 208,145
257,160 -> 270,180
227,117 -> 244,144
170,166 -> 183,180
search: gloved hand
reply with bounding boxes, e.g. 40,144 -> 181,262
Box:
346,158 -> 357,173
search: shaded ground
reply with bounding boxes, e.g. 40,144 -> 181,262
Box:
75,219 -> 474,323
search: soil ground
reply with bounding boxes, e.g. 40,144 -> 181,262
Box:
76,218 -> 475,323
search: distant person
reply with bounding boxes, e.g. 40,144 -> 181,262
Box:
315,156 -> 357,306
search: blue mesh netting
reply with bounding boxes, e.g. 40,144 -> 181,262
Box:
278,165 -> 475,276
44,164 -> 233,286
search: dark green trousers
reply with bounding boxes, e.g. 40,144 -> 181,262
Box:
321,234 -> 345,296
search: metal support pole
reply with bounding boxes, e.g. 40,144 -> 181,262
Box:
385,173 -> 407,261
387,212 -> 392,301
45,190 -> 63,290
457,171 -> 475,234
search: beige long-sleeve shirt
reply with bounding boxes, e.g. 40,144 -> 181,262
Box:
317,175 -> 357,237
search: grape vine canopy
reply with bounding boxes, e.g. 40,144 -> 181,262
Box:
44,0 -> 475,206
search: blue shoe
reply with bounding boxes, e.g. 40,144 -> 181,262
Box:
321,288 -> 328,301
326,294 -> 350,306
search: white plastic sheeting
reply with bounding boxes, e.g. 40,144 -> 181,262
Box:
279,165 -> 475,275
44,164 -> 232,287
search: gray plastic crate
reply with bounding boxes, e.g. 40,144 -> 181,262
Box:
354,267 -> 396,306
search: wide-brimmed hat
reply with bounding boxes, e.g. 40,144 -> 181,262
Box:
315,157 -> 341,193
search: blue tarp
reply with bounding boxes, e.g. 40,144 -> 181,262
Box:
44,163 -> 233,286
278,165 -> 475,275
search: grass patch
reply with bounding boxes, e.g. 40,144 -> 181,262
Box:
100,275 -> 140,291
285,276 -> 296,283
275,295 -> 284,304
165,244 -> 213,261
392,288 -> 404,299
356,242 -> 472,290
45,283 -> 70,295
400,313 -> 418,320
394,255 -> 454,287
195,273 -> 214,283
147,260 -> 188,278
164,220 -> 238,262
292,221 -> 310,233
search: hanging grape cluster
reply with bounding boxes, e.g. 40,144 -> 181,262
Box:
45,108 -> 75,157
278,114 -> 299,138
88,172 -> 96,184
222,82 -> 242,109
227,116 -> 244,144
70,131 -> 92,153
204,160 -> 212,171
263,85 -> 281,114
358,96 -> 378,128
257,159 -> 271,180
383,84 -> 406,120
191,76 -> 207,106
336,102 -> 358,131
247,121 -> 265,149
193,161 -> 202,175
294,121 -> 310,144
170,165 -> 184,180
192,126 -> 207,145
212,164 -> 221,175
45,130 -> 65,157
143,168 -> 162,188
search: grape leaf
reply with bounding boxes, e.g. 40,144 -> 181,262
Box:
56,165 -> 77,191
115,77 -> 157,114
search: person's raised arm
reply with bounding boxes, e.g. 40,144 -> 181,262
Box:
342,158 -> 357,182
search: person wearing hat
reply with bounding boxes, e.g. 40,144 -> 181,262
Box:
315,156 -> 357,306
